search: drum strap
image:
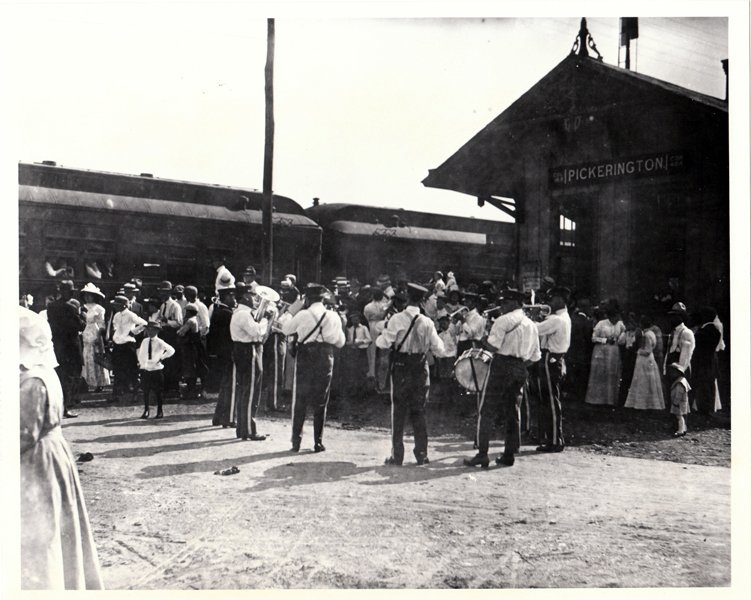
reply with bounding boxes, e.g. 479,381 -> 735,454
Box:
390,314 -> 421,373
469,354 -> 480,393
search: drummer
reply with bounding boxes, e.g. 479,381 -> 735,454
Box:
464,288 -> 540,468
455,291 -> 487,355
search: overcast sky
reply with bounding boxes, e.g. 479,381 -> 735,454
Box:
2,2 -> 734,223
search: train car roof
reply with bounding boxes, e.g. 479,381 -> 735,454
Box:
305,203 -> 514,234
18,161 -> 308,216
19,185 -> 320,229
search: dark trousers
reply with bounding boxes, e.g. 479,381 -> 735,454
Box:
140,369 -> 164,410
477,355 -> 527,457
232,342 -> 264,439
389,353 -> 430,463
262,334 -> 286,410
111,342 -> 138,396
292,343 -> 334,446
212,355 -> 235,426
533,350 -> 565,447
160,328 -> 181,391
55,362 -> 80,410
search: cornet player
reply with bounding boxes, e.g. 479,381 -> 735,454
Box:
464,289 -> 540,469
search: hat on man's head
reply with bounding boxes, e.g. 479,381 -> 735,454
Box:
123,282 -> 137,293
243,265 -> 257,276
174,284 -> 185,294
216,273 -> 235,292
80,282 -> 105,298
184,285 -> 198,295
157,280 -> 173,292
184,303 -> 198,315
112,295 -> 129,306
58,279 -> 75,292
542,276 -> 556,287
145,319 -> 161,330
305,283 -> 327,300
668,302 -> 688,315
234,281 -> 251,297
498,288 -> 525,304
285,274 -> 297,285
376,274 -> 391,286
407,282 -> 428,302
549,286 -> 572,302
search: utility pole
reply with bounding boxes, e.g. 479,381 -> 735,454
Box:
262,18 -> 275,286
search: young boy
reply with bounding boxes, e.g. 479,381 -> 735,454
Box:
137,320 -> 175,419
344,312 -> 372,398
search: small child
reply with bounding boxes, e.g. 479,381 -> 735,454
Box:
667,364 -> 691,436
345,312 -> 372,398
137,320 -> 175,419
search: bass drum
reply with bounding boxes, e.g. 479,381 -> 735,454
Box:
453,348 -> 494,393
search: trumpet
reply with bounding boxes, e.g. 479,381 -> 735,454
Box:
523,304 -> 552,322
449,306 -> 469,320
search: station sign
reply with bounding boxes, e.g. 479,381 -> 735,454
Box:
549,152 -> 686,188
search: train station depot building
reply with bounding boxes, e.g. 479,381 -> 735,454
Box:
423,49 -> 729,318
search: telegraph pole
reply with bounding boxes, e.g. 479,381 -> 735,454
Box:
262,18 -> 275,286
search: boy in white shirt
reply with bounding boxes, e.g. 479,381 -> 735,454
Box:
137,320 -> 175,419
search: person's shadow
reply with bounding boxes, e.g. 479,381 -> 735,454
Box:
134,448 -> 295,479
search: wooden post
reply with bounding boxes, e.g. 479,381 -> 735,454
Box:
262,18 -> 275,286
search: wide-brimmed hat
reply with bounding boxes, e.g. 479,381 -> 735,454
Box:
216,273 -> 235,291
123,282 -> 137,293
157,280 -> 173,292
145,319 -> 161,330
19,306 -> 57,370
80,282 -> 105,298
111,295 -> 129,306
174,284 -> 185,294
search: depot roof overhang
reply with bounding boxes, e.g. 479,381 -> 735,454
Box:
19,185 -> 321,230
328,220 -> 487,245
422,54 -> 728,199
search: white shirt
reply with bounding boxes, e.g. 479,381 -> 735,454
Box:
437,324 -> 458,358
536,307 -> 572,353
592,319 -> 626,345
458,308 -> 487,343
230,304 -> 268,343
137,335 -> 175,371
665,322 -> 696,374
192,299 -> 210,336
158,297 -> 183,329
375,306 -> 444,356
487,308 -> 541,363
282,302 -> 345,348
111,308 -> 147,345
346,324 -> 372,349
363,298 -> 389,323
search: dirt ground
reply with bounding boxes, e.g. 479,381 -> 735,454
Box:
63,387 -> 731,590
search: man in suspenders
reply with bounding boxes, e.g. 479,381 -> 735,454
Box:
283,284 -> 346,453
376,283 -> 444,466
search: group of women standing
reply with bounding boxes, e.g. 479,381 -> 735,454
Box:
583,299 -> 723,414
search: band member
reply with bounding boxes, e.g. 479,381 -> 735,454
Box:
209,282 -> 237,427
376,283 -> 445,466
230,283 -> 270,441
464,289 -> 540,468
533,286 -> 572,452
455,291 -> 486,354
283,284 -> 346,452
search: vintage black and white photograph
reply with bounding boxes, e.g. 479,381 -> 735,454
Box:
4,0 -> 749,594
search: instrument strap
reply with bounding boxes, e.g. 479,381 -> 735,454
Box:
394,314 -> 421,354
469,353 -> 480,393
300,312 -> 328,345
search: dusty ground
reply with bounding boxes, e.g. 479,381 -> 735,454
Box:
64,390 -> 731,590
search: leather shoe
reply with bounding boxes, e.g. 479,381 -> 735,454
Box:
416,455 -> 430,466
290,443 -> 300,452
495,454 -> 515,466
140,409 -> 150,419
249,434 -> 267,441
536,444 -> 555,452
63,410 -> 78,419
552,444 -> 565,452
673,431 -> 687,438
384,456 -> 402,466
155,410 -> 164,419
463,453 -> 489,468
313,443 -> 326,453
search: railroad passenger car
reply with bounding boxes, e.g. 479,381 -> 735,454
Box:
18,162 -> 321,300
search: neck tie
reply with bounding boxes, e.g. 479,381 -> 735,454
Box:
148,338 -> 152,360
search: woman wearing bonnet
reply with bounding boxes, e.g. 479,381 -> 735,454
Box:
19,306 -> 104,589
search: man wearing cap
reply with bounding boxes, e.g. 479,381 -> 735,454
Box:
283,283 -> 346,452
172,285 -> 188,312
533,287 -> 572,453
455,292 -> 487,355
363,288 -> 389,388
376,283 -> 445,466
107,294 -> 147,402
209,282 -> 237,427
156,281 -> 183,393
46,280 -> 86,417
230,283 -> 270,441
465,289 -> 540,468
242,265 -> 258,291
123,282 -> 144,319
213,258 -> 235,296
664,302 -> 695,436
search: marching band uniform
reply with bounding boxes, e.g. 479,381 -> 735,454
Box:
283,285 -> 346,452
262,302 -> 287,411
533,288 -> 571,452
209,288 -> 236,427
230,283 -> 269,441
465,289 -> 540,468
376,284 -> 444,466
456,295 -> 486,355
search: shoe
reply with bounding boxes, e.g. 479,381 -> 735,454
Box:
673,431 -> 687,438
229,421 -> 237,428
314,443 -> 326,453
77,452 -> 94,462
552,444 -> 565,452
290,443 -> 300,452
463,454 -> 489,468
155,410 -> 164,419
249,434 -> 267,441
140,409 -> 150,419
536,444 -> 555,453
416,455 -> 430,466
384,456 -> 402,466
63,410 -> 78,419
495,454 -> 515,466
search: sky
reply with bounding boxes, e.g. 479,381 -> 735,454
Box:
0,2 -> 735,224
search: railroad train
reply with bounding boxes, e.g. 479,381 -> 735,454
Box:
18,161 -> 515,301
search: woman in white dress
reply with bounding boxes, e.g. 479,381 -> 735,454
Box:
585,303 -> 625,406
80,283 -> 110,391
624,315 -> 665,410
